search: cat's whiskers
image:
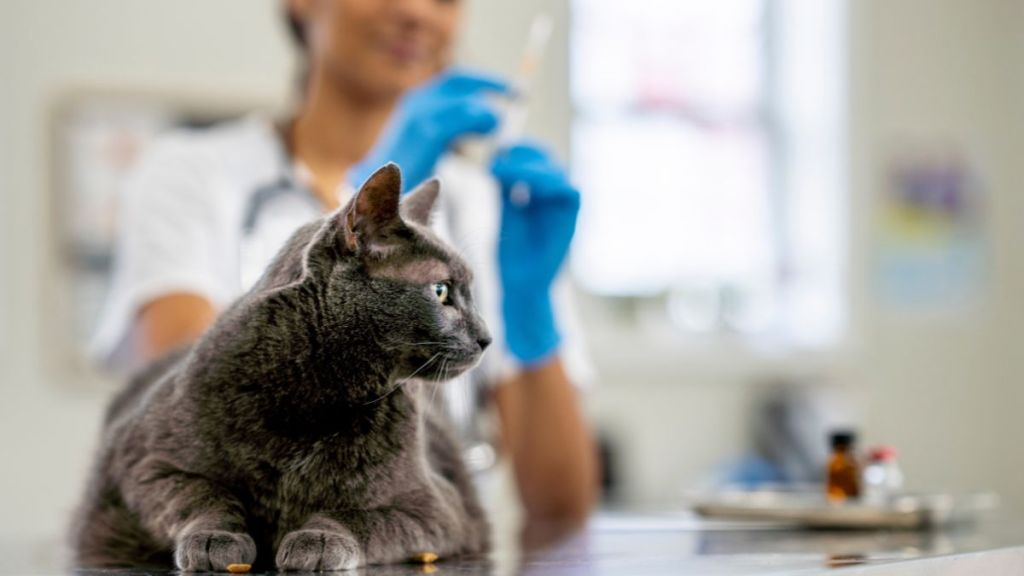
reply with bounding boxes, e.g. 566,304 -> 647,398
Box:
361,352 -> 443,406
443,358 -> 454,384
380,340 -> 453,351
440,358 -> 457,405
429,358 -> 449,407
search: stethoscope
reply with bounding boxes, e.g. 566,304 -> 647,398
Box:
237,171 -> 324,291
237,125 -> 343,290
242,174 -> 321,237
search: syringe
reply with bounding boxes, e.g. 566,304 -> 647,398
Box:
457,11 -> 553,198
498,13 -> 553,206
496,12 -> 553,147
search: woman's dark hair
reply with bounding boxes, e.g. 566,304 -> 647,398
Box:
285,7 -> 308,51
284,5 -> 311,94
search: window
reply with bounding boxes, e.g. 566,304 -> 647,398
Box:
570,0 -> 846,348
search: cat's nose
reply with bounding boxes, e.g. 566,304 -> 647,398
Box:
476,334 -> 492,351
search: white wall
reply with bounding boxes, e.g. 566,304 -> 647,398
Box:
1006,0 -> 1024,513
0,0 -> 1022,542
849,0 -> 1024,510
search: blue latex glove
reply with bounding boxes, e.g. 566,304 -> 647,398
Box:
350,69 -> 510,192
491,143 -> 581,366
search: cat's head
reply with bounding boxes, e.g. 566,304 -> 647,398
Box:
263,163 -> 491,384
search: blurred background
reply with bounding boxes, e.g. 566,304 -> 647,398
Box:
1,0 -> 1023,543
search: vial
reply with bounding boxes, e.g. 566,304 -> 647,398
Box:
826,430 -> 861,502
862,446 -> 904,503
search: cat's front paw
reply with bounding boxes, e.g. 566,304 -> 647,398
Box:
276,528 -> 363,571
174,530 -> 256,572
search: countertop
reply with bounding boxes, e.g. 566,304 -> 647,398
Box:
5,512 -> 1023,575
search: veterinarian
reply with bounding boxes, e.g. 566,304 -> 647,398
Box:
94,0 -> 598,531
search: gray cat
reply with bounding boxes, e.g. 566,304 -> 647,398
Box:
71,164 -> 493,572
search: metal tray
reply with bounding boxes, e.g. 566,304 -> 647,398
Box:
691,486 -> 998,529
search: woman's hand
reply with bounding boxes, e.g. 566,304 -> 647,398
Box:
351,69 -> 509,192
491,142 -> 581,366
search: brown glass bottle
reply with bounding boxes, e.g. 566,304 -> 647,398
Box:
826,431 -> 860,502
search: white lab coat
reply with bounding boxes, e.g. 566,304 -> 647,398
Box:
93,114 -> 592,386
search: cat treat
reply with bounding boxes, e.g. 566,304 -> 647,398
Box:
414,552 -> 439,564
71,165 -> 491,571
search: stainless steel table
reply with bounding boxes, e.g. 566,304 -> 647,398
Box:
5,512 -> 1023,575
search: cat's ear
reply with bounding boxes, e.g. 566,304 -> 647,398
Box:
340,163 -> 403,252
400,178 -> 440,226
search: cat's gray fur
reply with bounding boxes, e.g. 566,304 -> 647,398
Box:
71,164 -> 492,572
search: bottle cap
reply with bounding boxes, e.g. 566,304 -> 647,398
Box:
869,446 -> 897,461
830,430 -> 856,449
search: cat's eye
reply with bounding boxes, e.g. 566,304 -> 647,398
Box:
432,282 -> 450,304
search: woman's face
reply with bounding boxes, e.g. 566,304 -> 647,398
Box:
291,0 -> 462,99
